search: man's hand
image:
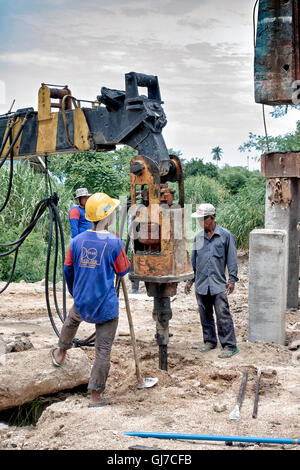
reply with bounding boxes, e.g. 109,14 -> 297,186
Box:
227,283 -> 235,295
185,281 -> 193,295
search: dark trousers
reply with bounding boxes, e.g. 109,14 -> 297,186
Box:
58,305 -> 118,392
196,289 -> 237,350
131,279 -> 140,293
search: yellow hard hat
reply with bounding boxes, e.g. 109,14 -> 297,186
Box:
85,192 -> 120,222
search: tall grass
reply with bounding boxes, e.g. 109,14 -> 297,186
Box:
216,180 -> 266,248
0,162 -> 73,282
184,174 -> 229,209
183,172 -> 265,249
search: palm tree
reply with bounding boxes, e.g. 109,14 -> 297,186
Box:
211,146 -> 223,167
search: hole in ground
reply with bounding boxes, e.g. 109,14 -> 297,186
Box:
0,384 -> 88,427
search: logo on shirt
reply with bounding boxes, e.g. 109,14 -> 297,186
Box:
80,240 -> 107,269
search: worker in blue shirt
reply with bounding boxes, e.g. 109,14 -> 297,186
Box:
185,203 -> 239,358
69,188 -> 93,238
50,192 -> 130,407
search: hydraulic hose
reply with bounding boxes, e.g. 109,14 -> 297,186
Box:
0,115 -> 16,168
50,199 -> 67,322
0,112 -> 30,213
44,202 -> 61,337
0,198 -> 49,294
0,136 -> 14,213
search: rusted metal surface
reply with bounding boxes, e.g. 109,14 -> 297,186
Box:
267,177 -> 292,205
145,282 -> 177,298
255,0 -> 300,105
49,86 -> 72,110
129,154 -> 193,283
295,0 -> 300,79
160,184 -> 175,206
261,151 -> 300,177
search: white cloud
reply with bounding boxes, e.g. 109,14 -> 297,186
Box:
0,51 -> 78,68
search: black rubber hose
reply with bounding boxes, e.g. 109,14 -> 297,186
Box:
0,114 -> 17,162
0,249 -> 18,295
0,199 -> 48,249
0,200 -> 48,294
0,141 -> 14,213
0,114 -> 29,213
0,127 -> 13,169
45,203 -> 61,338
50,200 -> 67,320
0,202 -> 47,256
51,208 -> 65,324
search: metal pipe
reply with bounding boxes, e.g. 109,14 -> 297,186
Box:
124,431 -> 300,446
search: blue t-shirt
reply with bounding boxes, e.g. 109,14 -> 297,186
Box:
69,205 -> 93,238
64,230 -> 130,324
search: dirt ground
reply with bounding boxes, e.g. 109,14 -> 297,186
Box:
0,252 -> 299,451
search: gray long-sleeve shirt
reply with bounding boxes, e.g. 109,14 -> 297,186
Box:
191,223 -> 238,295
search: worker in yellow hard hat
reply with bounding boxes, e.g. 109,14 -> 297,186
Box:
50,193 -> 130,407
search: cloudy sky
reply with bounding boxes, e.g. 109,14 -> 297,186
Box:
0,0 -> 299,169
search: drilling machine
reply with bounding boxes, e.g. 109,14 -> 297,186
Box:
0,72 -> 194,370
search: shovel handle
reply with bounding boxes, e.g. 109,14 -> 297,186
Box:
120,277 -> 143,384
252,369 -> 261,419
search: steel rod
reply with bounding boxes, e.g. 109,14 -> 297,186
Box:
252,369 -> 261,419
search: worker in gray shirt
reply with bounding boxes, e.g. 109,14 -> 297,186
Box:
185,203 -> 239,358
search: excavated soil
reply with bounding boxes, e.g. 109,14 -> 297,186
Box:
0,252 -> 299,451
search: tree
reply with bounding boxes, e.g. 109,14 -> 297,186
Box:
184,174 -> 228,209
183,158 -> 218,179
239,121 -> 300,161
270,105 -> 300,119
218,165 -> 263,195
211,146 -> 223,166
49,146 -> 137,198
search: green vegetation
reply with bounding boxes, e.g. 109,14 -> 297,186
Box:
239,121 -> 300,160
0,148 -> 136,283
182,161 -> 266,248
49,147 -> 136,197
216,178 -> 265,248
0,163 -> 72,283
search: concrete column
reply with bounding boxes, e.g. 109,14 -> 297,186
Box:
248,229 -> 288,345
264,178 -> 300,308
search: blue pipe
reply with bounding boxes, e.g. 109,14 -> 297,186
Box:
124,432 -> 300,446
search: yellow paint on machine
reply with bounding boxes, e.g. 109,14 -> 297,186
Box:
36,113 -> 59,154
36,84 -> 59,153
36,83 -> 90,153
73,107 -> 90,151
